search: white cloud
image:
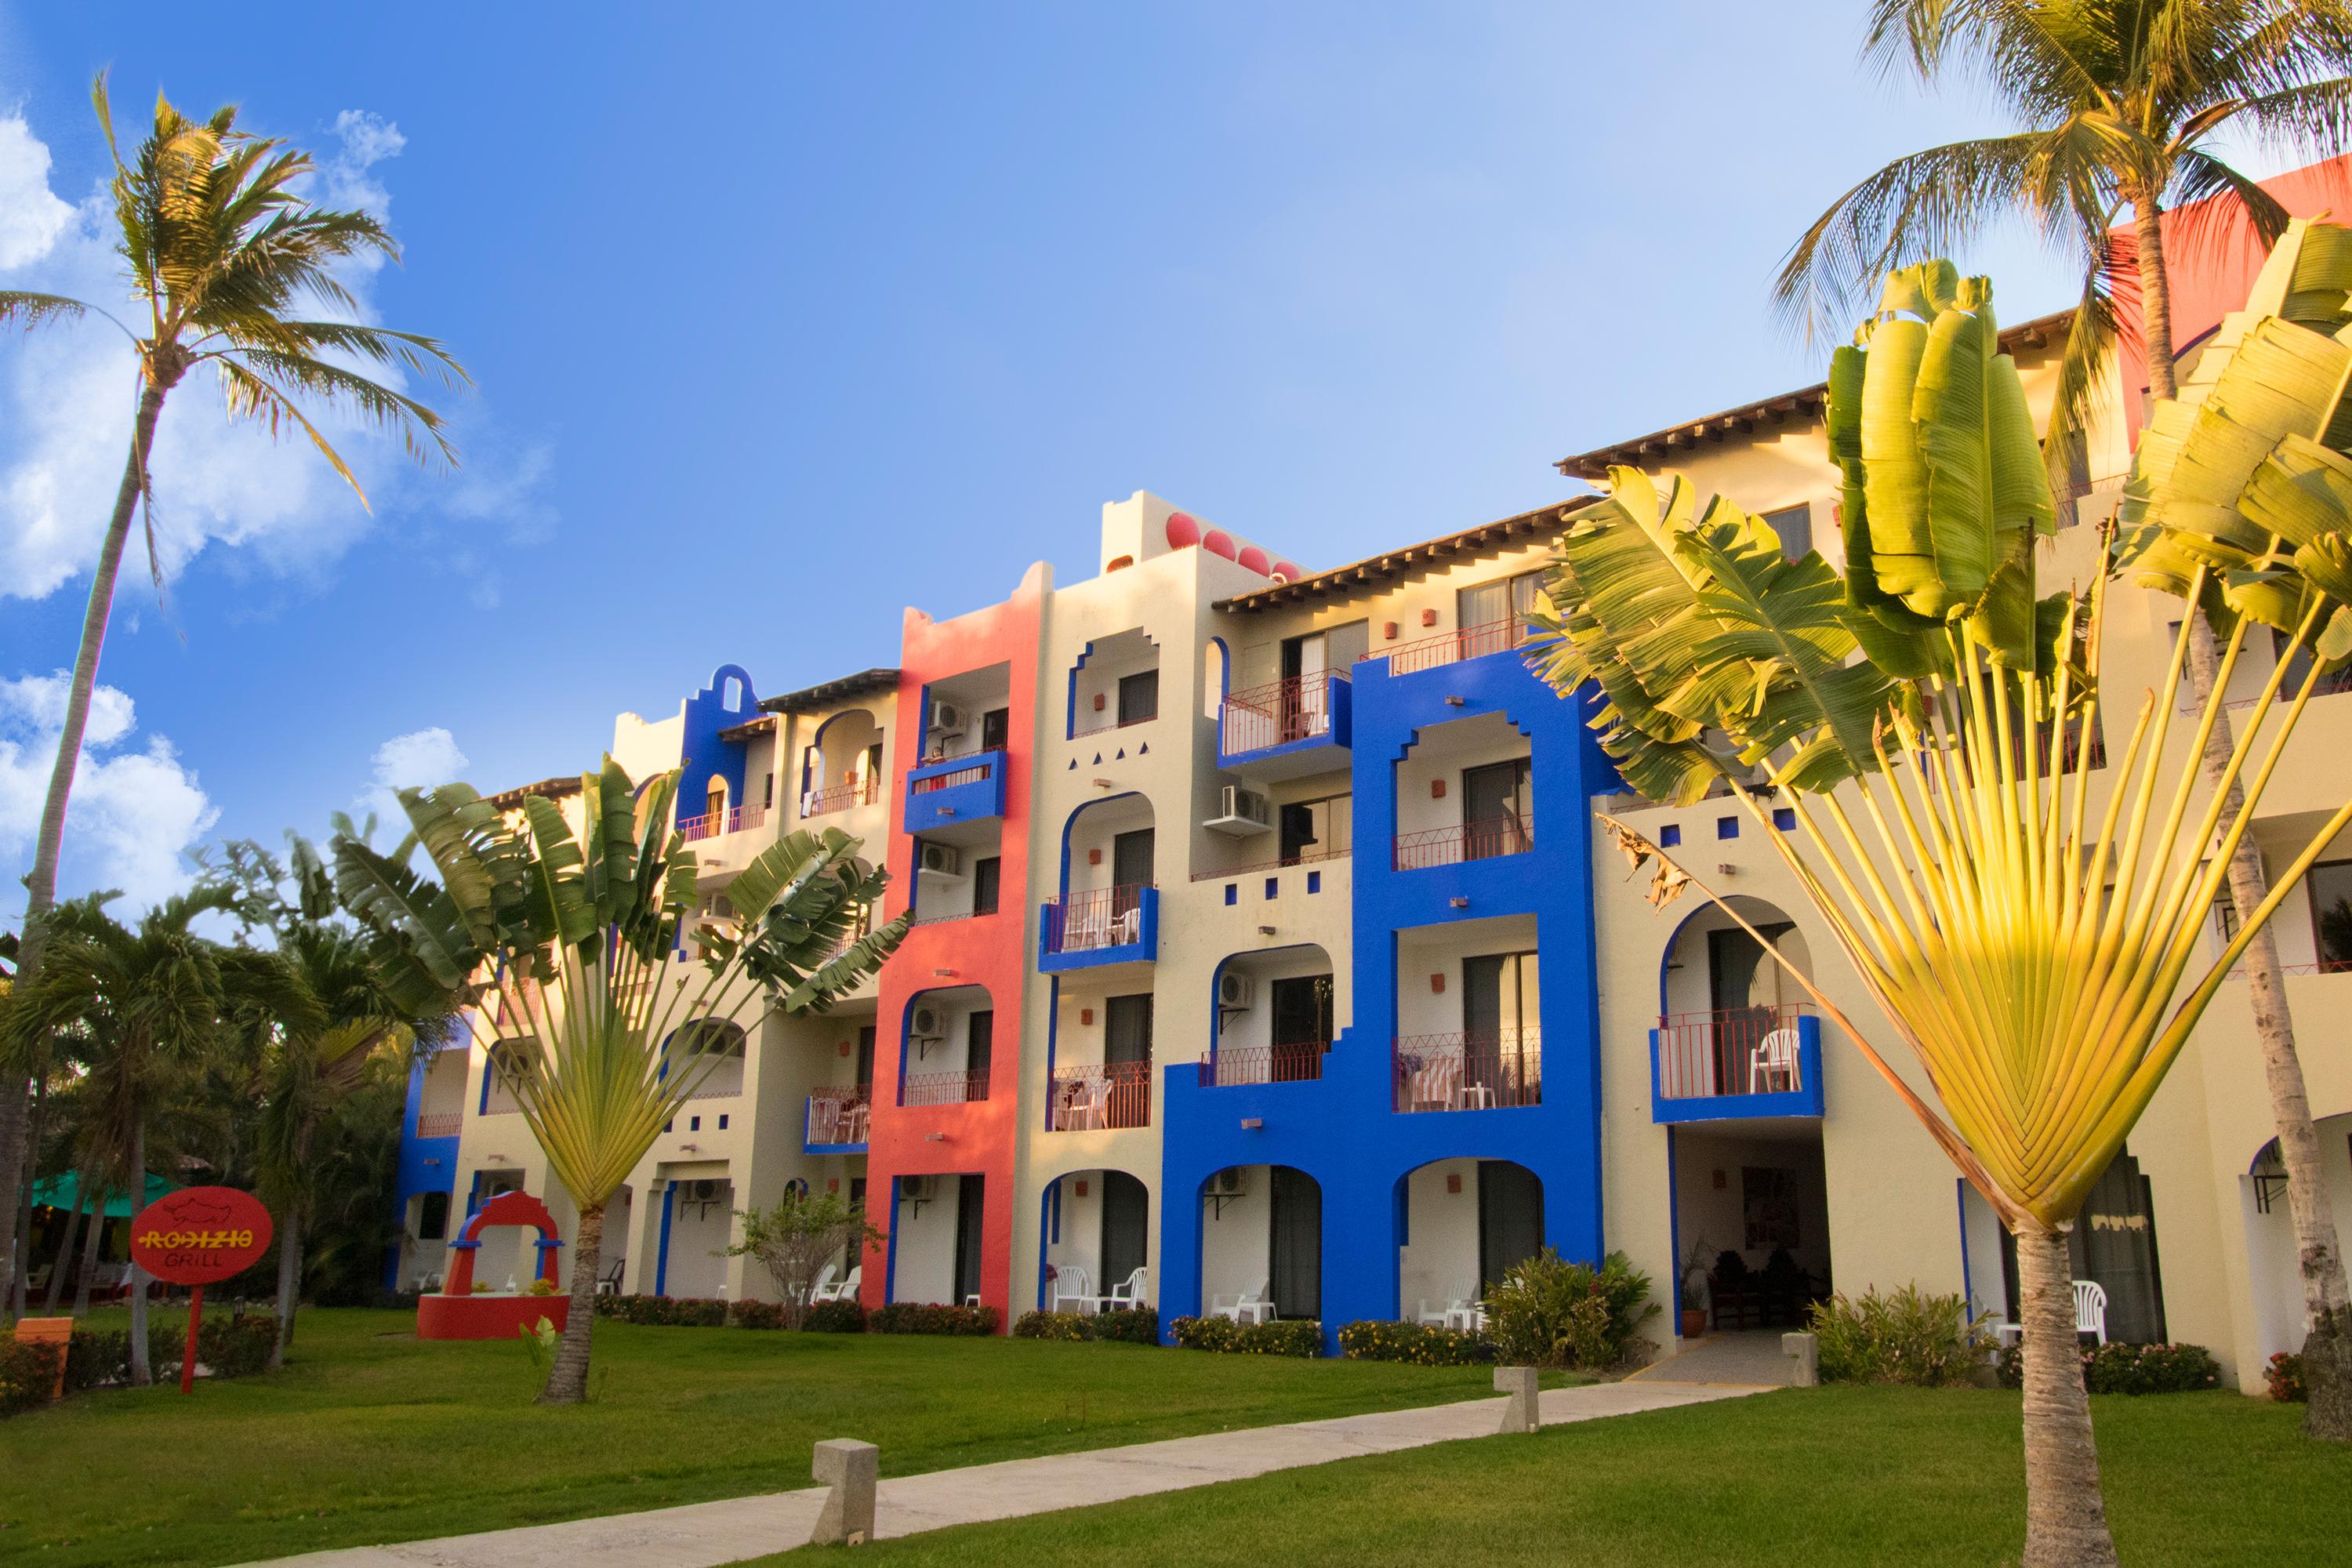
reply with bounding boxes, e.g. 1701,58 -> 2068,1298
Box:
0,107 -> 555,603
0,673 -> 217,916
358,725 -> 468,826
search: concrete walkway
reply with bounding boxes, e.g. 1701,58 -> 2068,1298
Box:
1632,1329 -> 1805,1387
239,1379 -> 1764,1568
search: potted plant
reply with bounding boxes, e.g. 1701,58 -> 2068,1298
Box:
1677,1238 -> 1712,1340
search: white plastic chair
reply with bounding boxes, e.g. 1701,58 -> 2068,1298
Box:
1749,1028 -> 1802,1093
1102,1267 -> 1150,1311
804,1263 -> 839,1305
2074,1279 -> 2108,1344
813,1264 -> 859,1304
1051,1264 -> 1094,1316
1211,1277 -> 1274,1324
1415,1298 -> 1453,1327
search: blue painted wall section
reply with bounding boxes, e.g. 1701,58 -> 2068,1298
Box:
1160,646 -> 1617,1351
675,663 -> 760,829
384,1052 -> 459,1288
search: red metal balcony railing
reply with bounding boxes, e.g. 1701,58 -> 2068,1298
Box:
415,1111 -> 463,1138
901,1067 -> 989,1107
1196,1040 -> 1328,1087
677,804 -> 766,843
805,1084 -> 873,1145
1654,1005 -> 1807,1099
911,758 -> 994,794
1376,615 -> 1532,677
801,776 -> 882,816
1041,884 -> 1152,954
1392,1029 -> 1541,1112
1048,1060 -> 1152,1129
1392,812 -> 1534,870
1221,674 -> 1341,754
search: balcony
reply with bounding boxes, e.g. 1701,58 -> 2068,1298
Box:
677,804 -> 766,844
1039,885 -> 1160,971
1392,1029 -> 1541,1113
414,1111 -> 463,1140
1650,1006 -> 1823,1122
1048,1061 -> 1152,1130
905,750 -> 1008,835
1374,615 -> 1532,677
1196,1041 -> 1327,1087
1393,812 -> 1533,871
804,1085 -> 872,1152
801,776 -> 883,818
1218,673 -> 1352,779
902,1067 -> 989,1108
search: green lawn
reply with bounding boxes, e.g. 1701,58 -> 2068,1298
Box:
0,1308 -> 1517,1568
761,1384 -> 2352,1568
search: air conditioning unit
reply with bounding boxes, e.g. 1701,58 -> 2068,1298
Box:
1204,784 -> 1274,839
687,1178 -> 721,1203
1210,1167 -> 1248,1198
899,1174 -> 938,1203
1217,971 -> 1256,1009
918,842 -> 964,879
929,700 -> 967,737
910,1004 -> 947,1040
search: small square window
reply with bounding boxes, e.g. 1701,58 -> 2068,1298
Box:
1717,816 -> 1738,840
717,1114 -> 729,1130
1225,884 -> 1238,906
1307,870 -> 1322,894
1265,877 -> 1279,900
1773,807 -> 1796,832
689,1116 -> 701,1132
662,1120 -> 673,1134
1660,824 -> 1682,848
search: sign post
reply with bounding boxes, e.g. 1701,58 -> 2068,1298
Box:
129,1187 -> 274,1395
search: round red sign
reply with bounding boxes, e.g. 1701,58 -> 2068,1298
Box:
130,1186 -> 274,1287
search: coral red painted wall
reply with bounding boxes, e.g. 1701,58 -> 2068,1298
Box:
860,563 -> 1049,1328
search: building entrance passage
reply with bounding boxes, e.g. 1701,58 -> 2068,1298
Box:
1270,1166 -> 1322,1320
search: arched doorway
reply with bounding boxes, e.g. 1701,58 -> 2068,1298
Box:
1040,1168 -> 1152,1311
1199,1164 -> 1321,1320
1395,1158 -> 1544,1322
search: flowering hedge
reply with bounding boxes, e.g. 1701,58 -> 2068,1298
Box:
1012,1309 -> 1160,1345
802,1299 -> 869,1334
1168,1316 -> 1322,1356
2267,1350 -> 2307,1403
593,1293 -> 730,1327
1997,1340 -> 2222,1394
3,1313 -> 279,1417
1336,1319 -> 1494,1366
870,1302 -> 1000,1336
0,1335 -> 62,1417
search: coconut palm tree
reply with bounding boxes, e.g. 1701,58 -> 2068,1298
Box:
334,757 -> 908,1404
2,887 -> 318,1381
1776,0 -> 2352,1438
0,74 -> 466,1314
1528,241 -> 2352,1565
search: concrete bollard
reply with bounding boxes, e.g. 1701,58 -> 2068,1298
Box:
1494,1365 -> 1541,1433
1782,1331 -> 1820,1388
810,1438 -> 879,1546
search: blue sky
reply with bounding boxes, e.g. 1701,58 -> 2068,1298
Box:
0,3 -> 2277,917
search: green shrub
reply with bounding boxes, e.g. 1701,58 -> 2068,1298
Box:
1167,1316 -> 1320,1356
0,1334 -> 64,1417
801,1299 -> 867,1334
869,1302 -> 997,1336
1014,1309 -> 1162,1345
2267,1350 -> 2308,1403
1484,1249 -> 1658,1370
62,1329 -> 128,1395
1014,1311 -> 1092,1340
1809,1287 -> 1985,1387
727,1300 -> 787,1330
1996,1340 -> 2223,1394
1336,1319 -> 1494,1366
593,1294 -> 729,1327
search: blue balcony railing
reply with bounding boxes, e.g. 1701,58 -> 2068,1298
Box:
1650,1007 -> 1823,1122
1039,884 -> 1160,971
1218,673 -> 1351,775
904,749 -> 1007,834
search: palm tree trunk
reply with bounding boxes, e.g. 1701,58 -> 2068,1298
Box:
2133,190 -> 2352,1439
126,1123 -> 151,1386
537,1202 -> 602,1406
3,373 -> 172,1318
46,1185 -> 88,1315
2017,1220 -> 2116,1567
0,1080 -> 24,1321
9,1073 -> 45,1320
69,1182 -> 103,1316
270,1210 -> 301,1370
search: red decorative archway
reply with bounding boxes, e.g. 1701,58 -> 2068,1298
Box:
417,1189 -> 572,1340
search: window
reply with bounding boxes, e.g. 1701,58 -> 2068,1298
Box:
1762,504 -> 1813,560
1116,669 -> 1160,724
971,855 -> 1001,916
2273,627 -> 2352,701
966,1010 -> 994,1094
2309,861 -> 2352,971
417,1191 -> 450,1242
1461,759 -> 1532,860
763,772 -> 775,809
1278,794 -> 1350,862
980,706 -> 1011,752
1456,571 -> 1548,648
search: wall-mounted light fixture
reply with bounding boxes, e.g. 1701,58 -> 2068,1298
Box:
1450,896 -> 1469,909
1240,1117 -> 1263,1131
1256,924 -> 1276,937
924,1131 -> 947,1142
1430,973 -> 1446,994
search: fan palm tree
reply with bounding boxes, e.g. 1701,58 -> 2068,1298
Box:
0,75 -> 466,1315
334,757 -> 909,1404
2,887 -> 318,1381
1528,241 -> 2352,1564
1776,1 -> 2352,1439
